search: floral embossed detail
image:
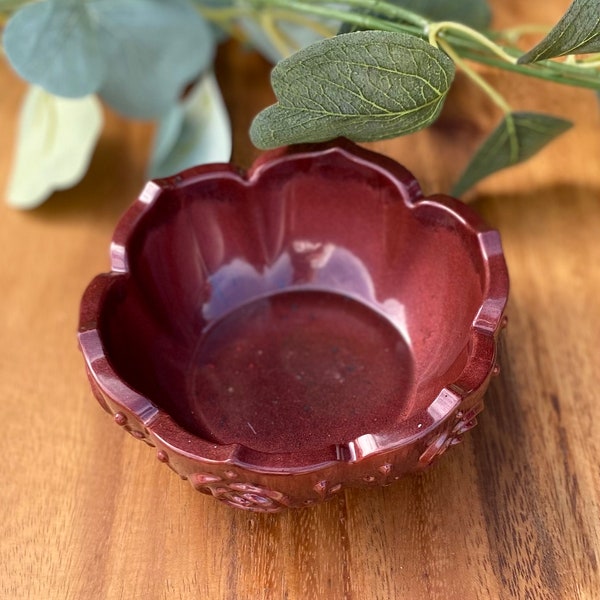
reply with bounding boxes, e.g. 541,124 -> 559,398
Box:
353,462 -> 396,487
376,462 -> 397,485
190,473 -> 221,486
419,400 -> 484,467
112,411 -> 155,446
378,463 -> 392,476
189,473 -> 289,513
313,480 -> 343,500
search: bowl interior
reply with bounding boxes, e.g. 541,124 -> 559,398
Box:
99,152 -> 488,457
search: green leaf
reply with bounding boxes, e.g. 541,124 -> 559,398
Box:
452,112 -> 572,196
6,86 -> 103,209
392,0 -> 492,30
250,30 -> 455,149
94,0 -> 215,118
149,73 -> 231,178
3,0 -> 105,97
4,0 -> 215,118
518,0 -> 600,63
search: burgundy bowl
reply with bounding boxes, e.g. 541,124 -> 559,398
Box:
78,139 -> 508,512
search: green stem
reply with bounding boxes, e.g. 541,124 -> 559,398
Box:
453,43 -> 600,90
259,12 -> 294,57
295,0 -> 430,28
495,24 -> 550,45
273,11 -> 338,39
437,37 -> 519,163
429,21 -> 517,64
438,38 -> 512,114
200,5 -> 338,50
232,0 -> 424,36
571,56 -> 600,69
208,0 -> 600,91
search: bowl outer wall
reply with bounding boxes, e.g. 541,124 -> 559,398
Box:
78,139 -> 509,508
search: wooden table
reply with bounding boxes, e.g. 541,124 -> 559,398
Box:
2,2 -> 599,598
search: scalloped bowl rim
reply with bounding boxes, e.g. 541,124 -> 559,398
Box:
78,141 -> 509,473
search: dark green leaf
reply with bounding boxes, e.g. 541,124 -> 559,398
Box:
250,30 -> 455,149
452,112 -> 572,196
3,0 -> 104,97
518,0 -> 600,63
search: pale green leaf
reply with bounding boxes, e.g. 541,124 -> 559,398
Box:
250,30 -> 455,149
95,0 -> 215,118
4,0 -> 215,118
3,0 -> 104,97
6,86 -> 103,209
452,112 -> 572,196
149,72 -> 231,178
518,0 -> 600,63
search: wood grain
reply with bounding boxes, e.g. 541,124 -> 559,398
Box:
1,1 -> 599,598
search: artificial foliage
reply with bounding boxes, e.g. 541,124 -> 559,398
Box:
1,0 -> 598,207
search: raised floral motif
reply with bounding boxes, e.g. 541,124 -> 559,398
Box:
189,473 -> 290,513
418,400 -> 484,467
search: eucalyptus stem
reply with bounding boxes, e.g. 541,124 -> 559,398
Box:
200,5 -> 338,51
429,21 -> 517,65
259,12 -> 294,57
571,56 -> 600,69
268,9 -> 338,39
236,0 -> 600,91
440,36 -> 519,164
495,24 -> 551,44
299,0 -> 430,28
204,0 -> 600,92
437,38 -> 512,114
453,43 -> 600,90
238,0 -> 424,36
199,6 -> 249,22
259,9 -> 339,56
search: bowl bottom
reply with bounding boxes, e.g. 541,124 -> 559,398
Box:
185,289 -> 415,454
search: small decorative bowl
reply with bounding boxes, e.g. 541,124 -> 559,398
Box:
78,139 -> 508,512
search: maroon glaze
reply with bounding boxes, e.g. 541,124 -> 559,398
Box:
188,289 -> 414,455
78,139 -> 509,512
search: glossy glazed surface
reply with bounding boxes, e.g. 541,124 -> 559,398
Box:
188,289 -> 414,454
79,139 -> 508,509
